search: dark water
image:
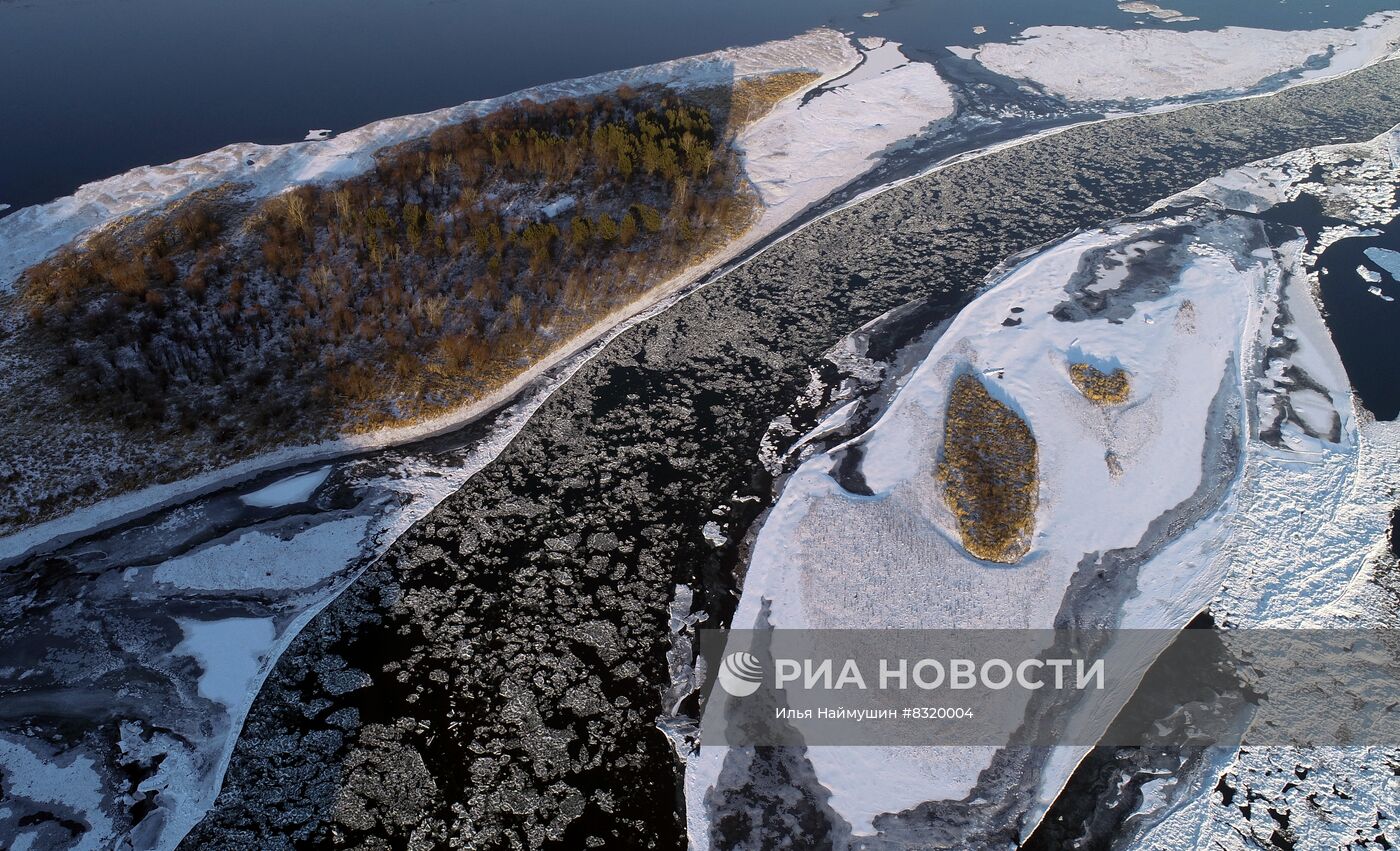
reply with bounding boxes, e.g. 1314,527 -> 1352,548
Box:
0,0 -> 1392,215
1251,194 -> 1400,421
1316,218 -> 1400,420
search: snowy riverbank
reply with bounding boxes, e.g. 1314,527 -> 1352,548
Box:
8,9 -> 1398,569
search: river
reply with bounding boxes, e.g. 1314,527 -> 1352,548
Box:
1,0 -> 1394,214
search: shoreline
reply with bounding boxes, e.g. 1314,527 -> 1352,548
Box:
0,29 -> 853,292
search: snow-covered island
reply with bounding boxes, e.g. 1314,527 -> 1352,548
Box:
688,118 -> 1400,851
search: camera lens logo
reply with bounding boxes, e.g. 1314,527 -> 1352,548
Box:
718,651 -> 764,697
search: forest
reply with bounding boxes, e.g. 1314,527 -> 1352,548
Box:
18,84 -> 768,442
938,373 -> 1039,564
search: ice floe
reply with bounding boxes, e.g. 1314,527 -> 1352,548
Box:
1366,245 -> 1400,278
1117,1 -> 1200,23
238,465 -> 331,508
701,520 -> 728,547
151,514 -> 369,591
174,617 -> 276,710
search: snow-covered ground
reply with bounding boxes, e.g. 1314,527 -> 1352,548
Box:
738,36 -> 954,231
956,12 -> 1400,103
687,123 -> 1400,847
692,200 -> 1266,840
